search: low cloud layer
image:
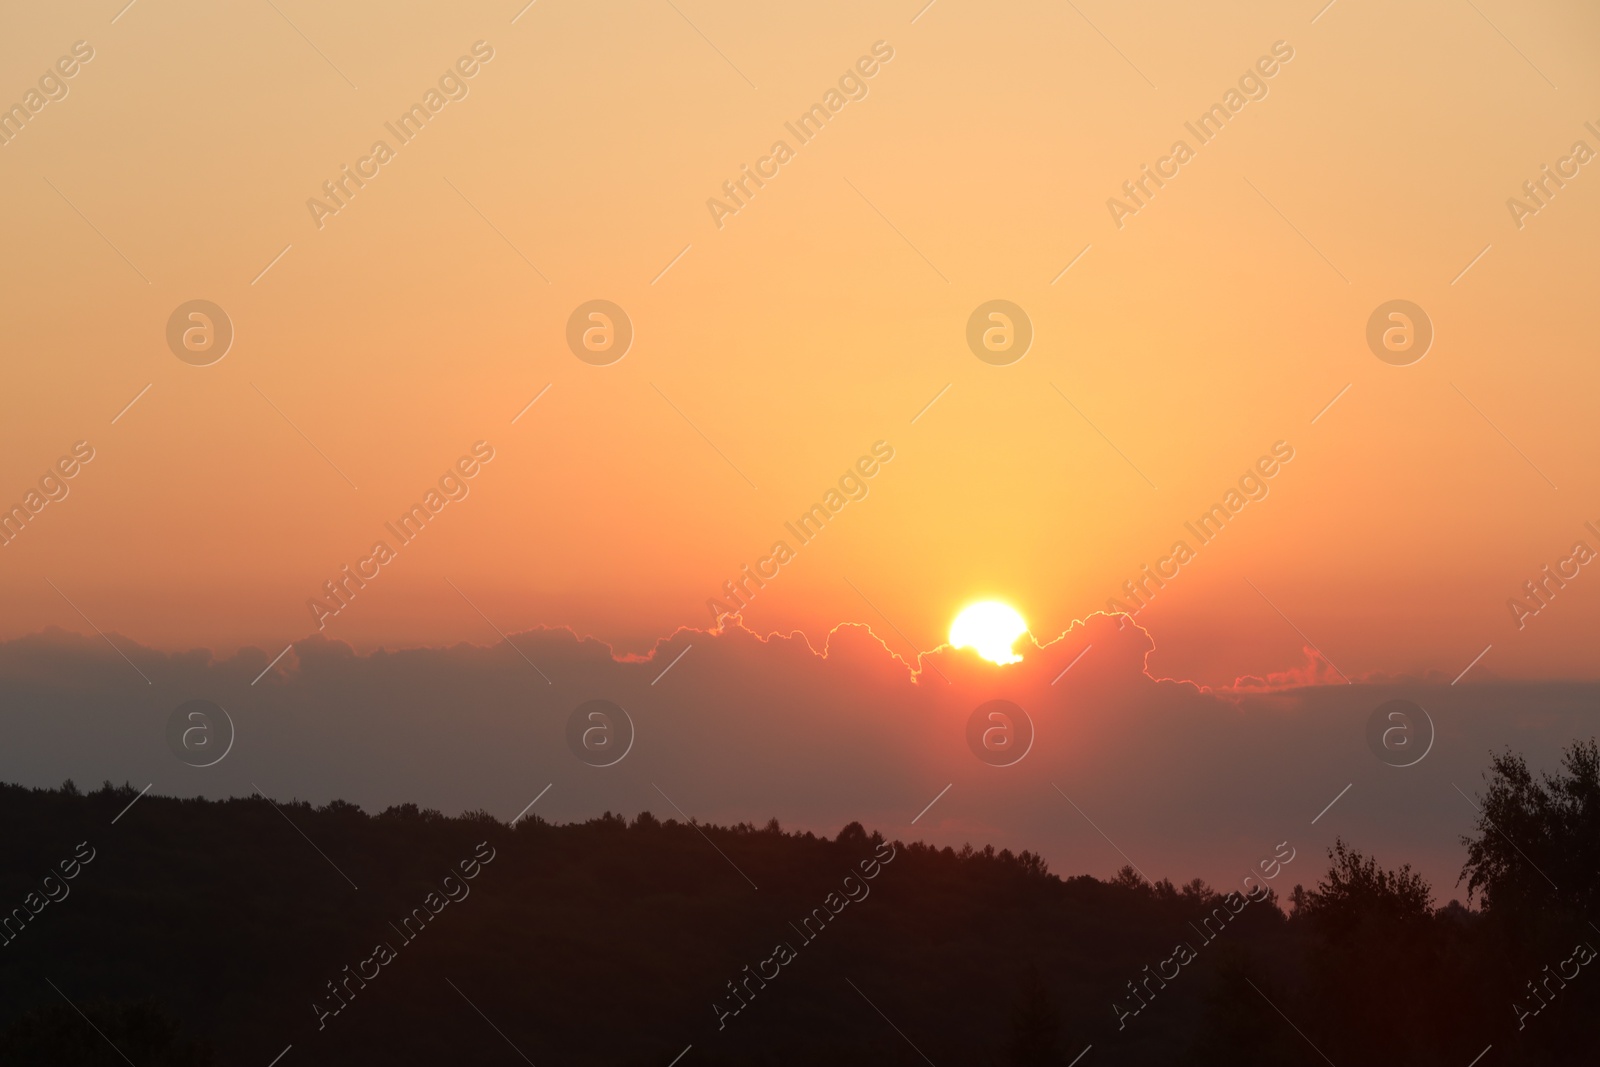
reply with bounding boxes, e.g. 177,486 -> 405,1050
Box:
0,616 -> 1592,899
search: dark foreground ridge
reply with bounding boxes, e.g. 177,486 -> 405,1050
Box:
1,741 -> 1597,1066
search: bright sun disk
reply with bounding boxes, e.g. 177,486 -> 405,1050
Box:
949,601 -> 1029,665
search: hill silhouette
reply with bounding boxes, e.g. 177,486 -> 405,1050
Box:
1,741 -> 1596,1065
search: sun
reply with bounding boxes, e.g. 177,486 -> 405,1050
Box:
949,601 -> 1029,665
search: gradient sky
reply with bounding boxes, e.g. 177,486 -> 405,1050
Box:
3,0 -> 1598,696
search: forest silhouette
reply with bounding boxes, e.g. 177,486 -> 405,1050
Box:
0,740 -> 1594,1066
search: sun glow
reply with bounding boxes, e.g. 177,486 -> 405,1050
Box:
949,601 -> 1029,665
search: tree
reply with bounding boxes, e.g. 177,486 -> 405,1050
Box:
1289,840 -> 1449,1064
1292,838 -> 1433,929
1458,739 -> 1600,1063
1007,962 -> 1062,1066
0,1001 -> 213,1066
1460,739 -> 1600,923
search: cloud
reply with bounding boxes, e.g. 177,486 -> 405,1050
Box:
1226,645 -> 1348,691
0,618 -> 1594,899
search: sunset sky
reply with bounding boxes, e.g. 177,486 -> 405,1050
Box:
2,1 -> 1599,895
5,0 -> 1598,685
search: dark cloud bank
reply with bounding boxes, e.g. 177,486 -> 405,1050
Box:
1,615 -> 1592,898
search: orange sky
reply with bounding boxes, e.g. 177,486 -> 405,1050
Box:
3,0 -> 1598,688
